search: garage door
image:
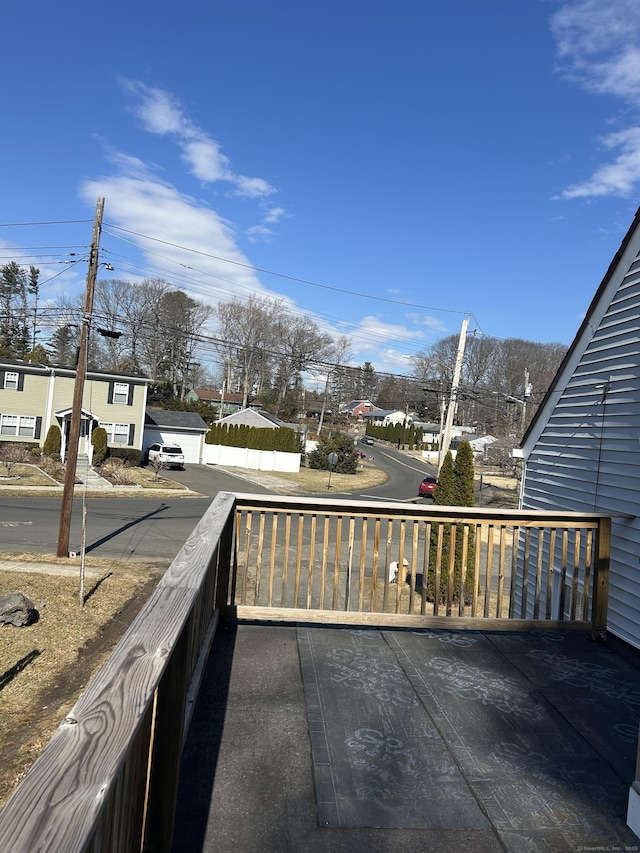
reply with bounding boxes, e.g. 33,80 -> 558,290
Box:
143,431 -> 202,464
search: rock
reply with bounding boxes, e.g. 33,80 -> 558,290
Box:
0,592 -> 39,627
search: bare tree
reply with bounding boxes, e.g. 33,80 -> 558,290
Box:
272,311 -> 334,416
215,295 -> 278,408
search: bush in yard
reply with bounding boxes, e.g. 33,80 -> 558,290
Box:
42,424 -> 61,458
91,427 -> 108,466
0,442 -> 29,476
107,446 -> 141,466
99,458 -> 136,486
307,432 -> 358,474
427,447 -> 476,605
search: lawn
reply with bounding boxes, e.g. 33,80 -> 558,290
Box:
0,556 -> 167,808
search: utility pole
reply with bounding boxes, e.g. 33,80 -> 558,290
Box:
57,198 -> 105,557
438,315 -> 469,472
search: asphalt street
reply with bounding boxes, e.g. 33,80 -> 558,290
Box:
0,448 -> 436,564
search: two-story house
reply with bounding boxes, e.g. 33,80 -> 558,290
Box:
0,359 -> 150,462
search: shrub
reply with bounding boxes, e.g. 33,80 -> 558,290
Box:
99,458 -> 136,486
42,424 -> 61,457
91,427 -> 108,466
107,446 -> 142,466
307,433 -> 358,474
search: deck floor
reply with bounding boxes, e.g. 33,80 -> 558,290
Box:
172,623 -> 640,853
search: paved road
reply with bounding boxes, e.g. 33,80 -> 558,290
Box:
0,449 -> 436,563
0,465 -> 271,564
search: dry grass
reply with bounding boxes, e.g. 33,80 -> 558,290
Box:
0,558 -> 166,807
0,463 -> 62,487
223,458 -> 389,493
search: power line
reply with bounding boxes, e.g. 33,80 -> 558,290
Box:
103,223 -> 468,316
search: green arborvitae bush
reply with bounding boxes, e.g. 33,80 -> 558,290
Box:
427,449 -> 476,606
42,424 -> 61,457
204,423 -> 297,453
91,427 -> 108,466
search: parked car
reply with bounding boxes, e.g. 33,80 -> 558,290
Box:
418,475 -> 437,497
360,436 -> 374,445
355,450 -> 367,459
147,443 -> 185,470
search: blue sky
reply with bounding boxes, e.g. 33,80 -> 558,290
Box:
2,0 -> 640,377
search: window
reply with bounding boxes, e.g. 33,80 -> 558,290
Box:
113,382 -> 130,404
101,422 -> 130,444
4,372 -> 18,390
0,414 -> 36,437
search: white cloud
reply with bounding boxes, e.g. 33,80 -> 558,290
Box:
559,126 -> 640,198
122,79 -> 277,199
80,157 -> 279,304
551,0 -> 640,199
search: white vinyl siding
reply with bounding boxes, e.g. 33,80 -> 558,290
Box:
520,252 -> 640,648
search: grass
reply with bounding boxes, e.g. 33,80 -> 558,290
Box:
220,458 -> 389,493
0,555 -> 167,808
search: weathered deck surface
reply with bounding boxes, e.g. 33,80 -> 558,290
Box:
172,623 -> 640,853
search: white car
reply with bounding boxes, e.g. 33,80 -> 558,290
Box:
147,443 -> 185,470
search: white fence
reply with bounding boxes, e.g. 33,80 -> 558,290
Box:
203,443 -> 301,473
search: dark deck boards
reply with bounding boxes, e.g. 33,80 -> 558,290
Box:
172,624 -> 640,853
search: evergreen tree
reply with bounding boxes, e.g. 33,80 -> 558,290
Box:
307,433 -> 357,473
428,450 -> 475,606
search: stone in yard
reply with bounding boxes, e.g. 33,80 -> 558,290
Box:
0,592 -> 39,626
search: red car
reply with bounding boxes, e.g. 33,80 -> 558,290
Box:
418,476 -> 437,497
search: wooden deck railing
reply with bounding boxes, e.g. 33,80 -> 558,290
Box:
0,491 -> 611,852
232,494 -> 610,636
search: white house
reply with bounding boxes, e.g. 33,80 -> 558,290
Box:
518,206 -> 640,652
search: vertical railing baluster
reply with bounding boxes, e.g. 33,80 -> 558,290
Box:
484,525 -> 494,618
280,514 -> 291,607
358,518 -> 368,611
293,514 -> 304,608
545,528 -> 557,620
497,526 -> 506,618
332,516 -> 343,610
307,514 -> 317,609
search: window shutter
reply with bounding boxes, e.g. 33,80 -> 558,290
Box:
127,384 -> 134,406
35,417 -> 42,440
107,381 -> 114,404
17,373 -> 24,391
0,371 -> 4,387
128,424 -> 135,445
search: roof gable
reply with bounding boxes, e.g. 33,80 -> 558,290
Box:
521,205 -> 640,454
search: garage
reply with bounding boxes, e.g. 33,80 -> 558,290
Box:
143,409 -> 209,465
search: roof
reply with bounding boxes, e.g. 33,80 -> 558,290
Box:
216,409 -> 286,429
190,388 -> 259,406
145,408 -> 209,432
521,204 -> 640,452
0,358 -> 151,383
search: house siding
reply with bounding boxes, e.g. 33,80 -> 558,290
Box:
520,255 -> 640,648
0,363 -> 149,452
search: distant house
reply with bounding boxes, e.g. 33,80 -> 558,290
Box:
0,358 -> 150,462
341,400 -> 381,419
451,434 -> 497,455
518,206 -> 640,651
185,388 -> 261,416
144,408 -> 209,464
216,409 -> 286,429
363,409 -> 412,427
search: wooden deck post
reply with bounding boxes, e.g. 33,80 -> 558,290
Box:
591,515 -> 610,641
